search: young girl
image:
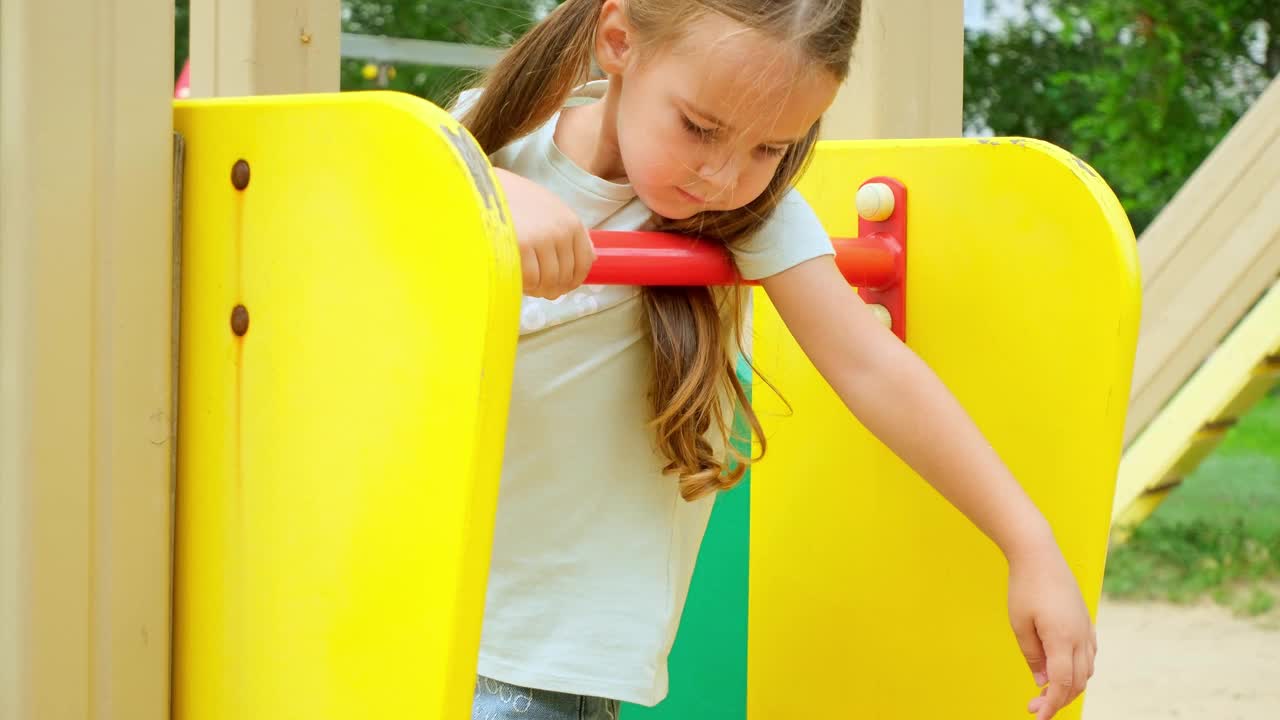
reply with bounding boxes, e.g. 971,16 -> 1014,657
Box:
455,1 -> 1096,718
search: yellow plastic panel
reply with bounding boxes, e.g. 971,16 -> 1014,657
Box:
748,139 -> 1140,719
172,93 -> 520,719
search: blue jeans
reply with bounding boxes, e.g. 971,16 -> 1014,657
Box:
472,675 -> 619,720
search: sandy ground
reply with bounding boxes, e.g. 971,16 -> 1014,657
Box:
1084,596 -> 1280,720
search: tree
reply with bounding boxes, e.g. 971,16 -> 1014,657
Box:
965,0 -> 1280,234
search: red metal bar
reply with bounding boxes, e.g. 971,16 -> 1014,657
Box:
576,176 -> 908,341
585,231 -> 901,290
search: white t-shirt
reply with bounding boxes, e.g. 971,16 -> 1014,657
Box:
452,82 -> 833,706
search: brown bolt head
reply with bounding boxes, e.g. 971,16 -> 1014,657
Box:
230,305 -> 250,336
231,160 -> 250,190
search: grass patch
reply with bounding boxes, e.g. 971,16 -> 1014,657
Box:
1104,390 -> 1280,616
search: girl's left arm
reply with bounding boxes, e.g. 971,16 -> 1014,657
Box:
761,255 -> 1096,720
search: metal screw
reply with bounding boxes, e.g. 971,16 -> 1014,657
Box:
300,31 -> 313,45
231,160 -> 250,190
230,305 -> 250,337
856,182 -> 895,222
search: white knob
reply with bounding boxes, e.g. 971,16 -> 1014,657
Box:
867,303 -> 893,329
856,182 -> 895,222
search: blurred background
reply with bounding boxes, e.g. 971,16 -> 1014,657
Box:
173,0 -> 1280,238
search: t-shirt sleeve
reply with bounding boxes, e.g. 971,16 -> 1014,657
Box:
448,87 -> 483,121
729,188 -> 835,280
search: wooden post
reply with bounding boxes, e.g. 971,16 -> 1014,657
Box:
0,0 -> 175,718
823,0 -> 964,140
190,0 -> 341,97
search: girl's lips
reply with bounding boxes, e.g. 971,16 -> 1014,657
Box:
677,187 -> 706,204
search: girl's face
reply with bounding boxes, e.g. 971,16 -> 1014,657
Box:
606,12 -> 840,220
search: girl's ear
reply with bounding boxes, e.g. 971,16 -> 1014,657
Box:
595,0 -> 634,76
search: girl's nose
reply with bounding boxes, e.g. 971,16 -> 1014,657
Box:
697,155 -> 737,195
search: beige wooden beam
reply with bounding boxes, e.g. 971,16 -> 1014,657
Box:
1114,279 -> 1280,535
190,0 -> 341,97
1125,77 -> 1280,443
0,0 -> 175,717
823,0 -> 964,140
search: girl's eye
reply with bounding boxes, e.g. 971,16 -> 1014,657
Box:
681,115 -> 717,142
758,145 -> 789,158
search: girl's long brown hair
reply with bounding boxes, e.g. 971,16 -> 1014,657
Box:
460,0 -> 862,500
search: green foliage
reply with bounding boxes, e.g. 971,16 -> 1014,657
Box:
1105,520 -> 1280,615
176,0 -> 190,80
965,0 -> 1280,234
340,1 -> 551,103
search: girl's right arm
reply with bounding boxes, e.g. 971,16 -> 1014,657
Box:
494,168 -> 596,300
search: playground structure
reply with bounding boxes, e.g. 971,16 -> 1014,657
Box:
1,1 -> 1274,719
167,91 -> 1137,720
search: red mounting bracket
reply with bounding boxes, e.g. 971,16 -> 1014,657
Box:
850,176 -> 907,341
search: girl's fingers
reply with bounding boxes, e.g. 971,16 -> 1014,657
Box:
1070,643 -> 1091,705
1037,640 -> 1074,720
555,233 -> 576,292
534,241 -> 560,299
570,224 -> 595,288
520,245 -> 541,296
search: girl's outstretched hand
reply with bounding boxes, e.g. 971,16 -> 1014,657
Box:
1007,544 -> 1097,720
